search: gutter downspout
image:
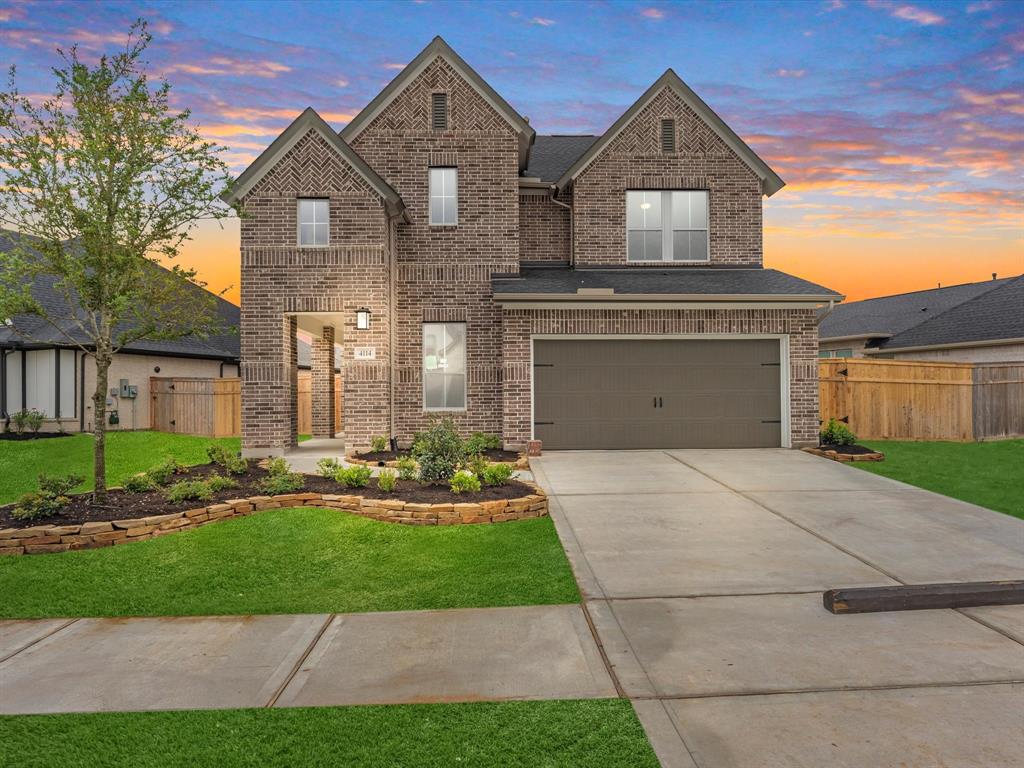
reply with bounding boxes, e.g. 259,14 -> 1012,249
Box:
549,185 -> 574,268
816,298 -> 838,324
80,351 -> 89,433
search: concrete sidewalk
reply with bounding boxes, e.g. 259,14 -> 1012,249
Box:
0,604 -> 616,714
532,449 -> 1024,768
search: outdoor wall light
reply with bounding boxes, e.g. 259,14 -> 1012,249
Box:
356,307 -> 371,330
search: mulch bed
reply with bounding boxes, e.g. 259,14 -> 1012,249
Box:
0,432 -> 74,442
352,447 -> 522,464
0,462 -> 537,529
804,443 -> 885,462
817,443 -> 879,456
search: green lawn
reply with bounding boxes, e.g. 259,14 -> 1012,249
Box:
0,506 -> 579,618
0,699 -> 658,768
857,439 -> 1024,520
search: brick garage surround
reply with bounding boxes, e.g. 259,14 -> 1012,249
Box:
239,129 -> 394,453
349,56 -> 520,441
572,85 -> 764,266
501,307 -> 820,449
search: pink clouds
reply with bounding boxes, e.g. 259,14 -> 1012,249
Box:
641,8 -> 665,20
164,57 -> 292,78
774,68 -> 807,78
866,1 -> 945,26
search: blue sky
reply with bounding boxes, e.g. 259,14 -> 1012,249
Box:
1,0 -> 1021,301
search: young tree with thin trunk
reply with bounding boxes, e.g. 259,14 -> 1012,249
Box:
0,21 -> 232,502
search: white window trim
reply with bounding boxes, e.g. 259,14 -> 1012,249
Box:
626,190 -> 710,264
422,322 -> 467,412
428,167 -> 458,227
296,198 -> 330,247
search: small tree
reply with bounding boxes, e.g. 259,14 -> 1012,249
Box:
0,21 -> 232,501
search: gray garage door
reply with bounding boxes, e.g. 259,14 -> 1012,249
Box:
533,339 -> 782,449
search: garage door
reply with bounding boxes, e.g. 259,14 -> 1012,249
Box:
533,339 -> 782,449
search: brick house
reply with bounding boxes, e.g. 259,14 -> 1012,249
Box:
223,37 -> 842,457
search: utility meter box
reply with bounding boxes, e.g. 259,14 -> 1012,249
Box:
119,379 -> 137,399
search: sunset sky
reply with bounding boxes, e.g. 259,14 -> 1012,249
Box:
1,0 -> 1021,303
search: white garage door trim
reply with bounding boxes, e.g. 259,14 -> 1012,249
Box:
529,334 -> 791,448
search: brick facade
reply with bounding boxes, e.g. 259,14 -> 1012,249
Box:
310,325 -> 336,438
519,192 -> 571,263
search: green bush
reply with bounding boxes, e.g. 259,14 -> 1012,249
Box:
259,457 -> 304,495
465,452 -> 488,477
335,464 -> 373,489
465,431 -> 501,455
481,463 -> 516,487
163,480 -> 214,504
395,456 -> 417,481
122,473 -> 156,493
10,472 -> 82,520
147,457 -> 186,486
414,416 -> 465,484
11,409 -> 44,435
316,457 -> 342,478
206,474 -> 239,493
820,418 -> 857,446
38,473 -> 84,497
206,444 -> 248,475
449,470 -> 481,494
376,468 -> 397,493
370,435 -> 389,452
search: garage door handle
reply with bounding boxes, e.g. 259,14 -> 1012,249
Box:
659,397 -> 663,408
761,419 -> 781,424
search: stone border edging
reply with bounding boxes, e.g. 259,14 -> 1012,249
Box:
802,446 -> 885,462
0,485 -> 549,557
345,453 -> 530,470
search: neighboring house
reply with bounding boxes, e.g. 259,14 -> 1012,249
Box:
224,36 -> 842,456
0,230 -> 240,433
819,275 -> 1024,362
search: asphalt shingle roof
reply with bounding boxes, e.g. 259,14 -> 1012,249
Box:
523,135 -> 599,183
493,266 -> 841,297
819,275 -> 1022,349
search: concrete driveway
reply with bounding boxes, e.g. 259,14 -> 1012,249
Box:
532,449 -> 1024,768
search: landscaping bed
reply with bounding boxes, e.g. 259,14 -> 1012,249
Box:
803,444 -> 885,462
0,432 -> 73,442
349,447 -> 527,468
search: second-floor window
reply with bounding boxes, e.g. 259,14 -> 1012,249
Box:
429,167 -> 458,226
626,190 -> 708,262
297,198 -> 329,246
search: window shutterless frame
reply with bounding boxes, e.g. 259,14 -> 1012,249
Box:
428,167 -> 458,226
422,322 -> 467,411
297,198 -> 329,246
626,190 -> 709,263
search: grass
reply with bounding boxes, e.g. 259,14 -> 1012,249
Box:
0,506 -> 579,618
0,699 -> 658,768
857,439 -> 1024,520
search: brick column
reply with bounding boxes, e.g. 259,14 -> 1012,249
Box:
311,325 -> 336,438
241,312 -> 298,457
286,314 -> 299,448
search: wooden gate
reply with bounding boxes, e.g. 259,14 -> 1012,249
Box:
150,377 -> 240,438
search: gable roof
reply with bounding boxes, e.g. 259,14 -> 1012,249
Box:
820,276 -> 1018,344
878,275 -> 1024,351
0,230 -> 241,361
339,36 -> 536,170
524,135 -> 599,183
220,107 -> 405,215
554,69 -> 785,196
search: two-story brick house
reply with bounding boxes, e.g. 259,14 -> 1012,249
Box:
223,37 -> 842,457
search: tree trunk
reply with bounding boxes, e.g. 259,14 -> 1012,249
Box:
92,347 -> 112,503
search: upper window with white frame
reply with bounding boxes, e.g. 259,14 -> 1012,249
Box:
423,322 -> 466,410
429,167 -> 458,226
297,198 -> 329,246
626,190 -> 708,262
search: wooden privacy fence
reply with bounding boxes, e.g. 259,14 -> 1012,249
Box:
819,359 -> 1024,441
151,372 -> 342,438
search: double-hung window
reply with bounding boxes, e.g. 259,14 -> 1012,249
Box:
423,322 -> 466,410
626,190 -> 708,262
429,167 -> 458,226
297,198 -> 329,246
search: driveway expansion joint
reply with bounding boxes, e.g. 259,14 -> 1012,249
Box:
0,618 -> 79,665
265,612 -> 335,708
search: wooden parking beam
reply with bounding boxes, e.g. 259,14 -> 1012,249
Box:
823,581 -> 1024,615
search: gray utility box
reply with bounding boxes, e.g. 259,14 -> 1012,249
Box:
119,379 -> 138,399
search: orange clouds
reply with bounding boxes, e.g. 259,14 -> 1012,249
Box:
164,57 -> 291,78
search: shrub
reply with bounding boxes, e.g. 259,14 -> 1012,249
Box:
122,473 -> 156,494
414,416 -> 465,484
206,444 -> 248,475
147,457 -> 186,486
449,470 -> 481,494
465,452 -> 488,477
335,464 -> 373,489
820,418 -> 857,446
206,474 -> 239,493
376,468 -> 397,493
163,480 -> 213,504
465,431 -> 501,455
481,463 -> 516,487
258,457 -> 304,495
370,435 -> 389,453
316,457 -> 342,478
22,409 -> 44,435
38,473 -> 84,497
395,456 -> 417,481
10,472 -> 82,520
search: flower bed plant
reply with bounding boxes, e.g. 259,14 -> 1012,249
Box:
805,419 -> 885,462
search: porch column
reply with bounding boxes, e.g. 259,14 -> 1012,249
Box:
311,325 -> 336,438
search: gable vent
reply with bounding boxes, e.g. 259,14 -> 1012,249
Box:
432,92 -> 449,130
660,119 -> 676,153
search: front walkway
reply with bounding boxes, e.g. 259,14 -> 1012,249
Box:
0,605 -> 614,714
284,436 -> 346,473
531,449 -> 1024,768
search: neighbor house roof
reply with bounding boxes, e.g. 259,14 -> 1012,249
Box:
340,36 -> 536,171
819,275 -> 1022,351
492,266 -> 841,303
523,135 -> 599,183
554,69 -> 785,196
0,230 -> 241,362
221,108 -> 405,217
